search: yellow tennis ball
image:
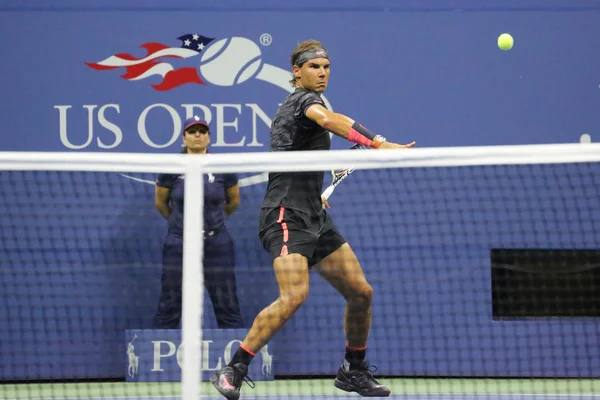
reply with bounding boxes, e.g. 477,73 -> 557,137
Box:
498,33 -> 514,50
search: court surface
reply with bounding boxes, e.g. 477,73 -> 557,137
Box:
3,379 -> 600,399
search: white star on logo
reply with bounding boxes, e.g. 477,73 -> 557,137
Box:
197,43 -> 205,50
192,34 -> 199,40
184,39 -> 191,46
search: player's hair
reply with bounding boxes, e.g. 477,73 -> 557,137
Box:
289,39 -> 326,87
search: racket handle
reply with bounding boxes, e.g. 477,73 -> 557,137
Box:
322,185 -> 335,200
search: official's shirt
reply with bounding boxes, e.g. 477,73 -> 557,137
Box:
156,172 -> 238,237
262,88 -> 330,215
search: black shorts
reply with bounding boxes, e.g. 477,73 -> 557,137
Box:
258,206 -> 347,267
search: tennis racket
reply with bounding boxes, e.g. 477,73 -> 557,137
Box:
321,143 -> 368,200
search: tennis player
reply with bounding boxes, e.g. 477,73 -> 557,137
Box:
211,40 -> 415,399
153,116 -> 244,330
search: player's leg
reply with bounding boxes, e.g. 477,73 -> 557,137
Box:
153,240 -> 183,329
211,207 -> 314,400
211,253 -> 309,400
312,222 -> 391,397
239,207 -> 314,352
203,229 -> 244,329
240,253 -> 309,351
315,243 -> 373,351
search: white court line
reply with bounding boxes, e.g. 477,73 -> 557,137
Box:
7,394 -> 600,400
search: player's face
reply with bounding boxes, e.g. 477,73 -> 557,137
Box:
183,125 -> 210,152
295,58 -> 330,93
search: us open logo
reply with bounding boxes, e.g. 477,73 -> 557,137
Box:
88,34 -> 333,186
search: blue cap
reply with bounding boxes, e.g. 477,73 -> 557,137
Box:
183,116 -> 209,134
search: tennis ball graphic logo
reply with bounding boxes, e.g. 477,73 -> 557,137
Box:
199,37 -> 263,86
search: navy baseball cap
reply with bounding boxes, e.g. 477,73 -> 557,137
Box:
182,116 -> 209,134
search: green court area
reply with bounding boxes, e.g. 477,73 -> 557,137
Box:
3,378 -> 600,399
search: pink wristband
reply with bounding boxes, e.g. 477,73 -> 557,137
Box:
348,128 -> 373,147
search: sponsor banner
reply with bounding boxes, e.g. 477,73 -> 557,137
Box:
125,329 -> 274,382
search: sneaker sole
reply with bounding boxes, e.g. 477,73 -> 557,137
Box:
210,375 -> 240,400
334,377 -> 391,397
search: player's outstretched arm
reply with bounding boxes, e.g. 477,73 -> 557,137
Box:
305,104 -> 416,149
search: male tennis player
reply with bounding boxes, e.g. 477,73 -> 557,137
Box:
211,40 -> 415,399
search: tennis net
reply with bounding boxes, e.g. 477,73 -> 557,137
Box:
1,143 -> 599,399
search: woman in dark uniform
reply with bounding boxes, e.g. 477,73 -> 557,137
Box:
153,116 -> 244,329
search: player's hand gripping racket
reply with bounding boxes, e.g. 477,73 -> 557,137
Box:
321,144 -> 368,202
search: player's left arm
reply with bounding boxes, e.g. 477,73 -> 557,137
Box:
224,173 -> 240,216
305,104 -> 415,149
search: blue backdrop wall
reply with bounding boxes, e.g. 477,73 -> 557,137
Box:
1,0 -> 599,381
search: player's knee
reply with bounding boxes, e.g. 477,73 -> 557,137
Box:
279,285 -> 309,316
351,282 -> 373,306
361,283 -> 374,304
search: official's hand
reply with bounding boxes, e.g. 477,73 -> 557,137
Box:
378,141 -> 416,149
321,196 -> 331,209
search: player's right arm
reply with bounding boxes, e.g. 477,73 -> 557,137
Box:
155,186 -> 171,219
305,104 -> 415,149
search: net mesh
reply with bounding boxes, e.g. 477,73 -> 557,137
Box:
1,144 -> 599,399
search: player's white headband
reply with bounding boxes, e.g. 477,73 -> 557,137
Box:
294,48 -> 329,67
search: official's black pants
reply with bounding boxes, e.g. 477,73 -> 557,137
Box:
153,228 -> 244,329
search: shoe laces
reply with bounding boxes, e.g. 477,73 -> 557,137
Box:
232,363 -> 255,389
357,360 -> 379,374
243,375 -> 256,389
353,361 -> 380,385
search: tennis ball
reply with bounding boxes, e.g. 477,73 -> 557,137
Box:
498,33 -> 514,50
199,37 -> 263,86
